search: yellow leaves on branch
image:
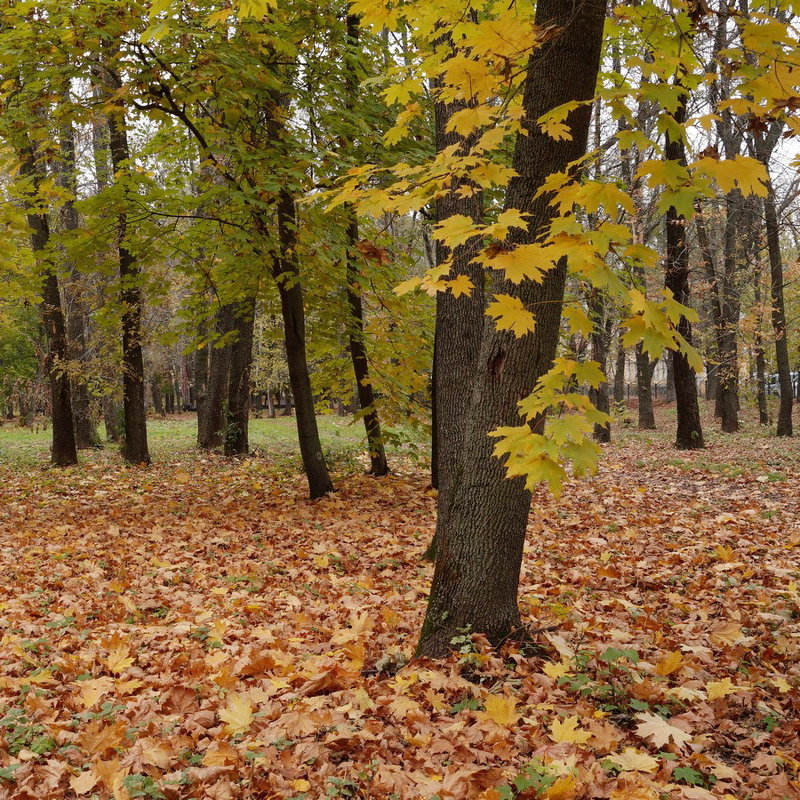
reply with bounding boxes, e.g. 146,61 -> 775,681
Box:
486,295 -> 536,336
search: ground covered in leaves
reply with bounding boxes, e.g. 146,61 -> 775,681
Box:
0,411 -> 799,800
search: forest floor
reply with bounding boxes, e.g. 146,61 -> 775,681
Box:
0,406 -> 799,800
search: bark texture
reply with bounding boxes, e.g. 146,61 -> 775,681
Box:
100,63 -> 150,464
21,148 -> 78,467
275,190 -> 333,498
224,297 -> 256,456
417,0 -> 607,657
664,90 -> 703,450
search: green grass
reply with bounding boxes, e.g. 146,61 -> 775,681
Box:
0,413 -> 428,470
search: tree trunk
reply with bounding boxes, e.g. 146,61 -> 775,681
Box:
194,323 -> 209,433
417,0 -> 607,657
613,330 -> 626,404
101,66 -> 150,464
274,190 -> 333,498
343,16 -> 389,478
20,146 -> 77,466
588,290 -> 611,442
346,213 -> 390,476
224,297 -> 256,456
424,30 -> 487,558
635,343 -> 656,429
199,302 -> 233,449
151,377 -> 165,416
754,251 -> 769,426
718,191 -> 741,432
761,164 -> 792,436
58,115 -> 100,449
664,88 -> 703,450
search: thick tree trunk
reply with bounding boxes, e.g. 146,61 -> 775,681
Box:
224,297 -> 256,456
58,116 -> 100,449
274,190 -> 333,498
346,213 -> 390,476
101,67 -> 150,464
664,90 -> 703,450
20,147 -> 77,467
424,31 -> 487,558
198,303 -> 233,449
417,0 -> 607,657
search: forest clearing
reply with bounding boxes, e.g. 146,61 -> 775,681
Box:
0,409 -> 799,800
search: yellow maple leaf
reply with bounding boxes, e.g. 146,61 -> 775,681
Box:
654,651 -> 683,677
549,715 -> 592,744
105,634 -> 134,674
433,214 -> 482,248
487,295 -> 536,336
771,676 -> 792,693
481,694 -> 520,727
543,773 -> 579,799
445,104 -> 495,136
219,693 -> 254,736
78,677 -> 115,709
706,678 -> 740,700
543,660 -> 571,680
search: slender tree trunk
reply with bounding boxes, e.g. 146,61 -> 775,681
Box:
588,290 -> 611,442
717,191 -> 741,432
613,330 -> 626,404
754,250 -> 769,426
343,16 -> 389,477
224,297 -> 256,456
763,180 -> 792,435
418,0 -> 607,657
151,377 -> 165,416
664,88 -> 703,450
274,190 -> 333,498
194,321 -> 209,435
58,115 -> 100,449
19,147 -> 77,466
346,213 -> 390,476
100,65 -> 150,463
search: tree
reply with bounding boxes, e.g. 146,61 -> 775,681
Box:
418,0 -> 608,656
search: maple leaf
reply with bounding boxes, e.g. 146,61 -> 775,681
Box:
70,770 -> 99,796
480,694 -> 520,727
609,784 -> 659,799
549,715 -> 592,744
487,295 -> 536,336
105,633 -> 134,674
653,651 -> 683,677
709,620 -> 745,645
433,214 -> 482,248
219,693 -> 254,736
634,712 -> 692,750
706,678 -> 742,700
607,747 -> 660,773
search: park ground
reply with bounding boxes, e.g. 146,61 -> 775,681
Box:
0,406 -> 798,800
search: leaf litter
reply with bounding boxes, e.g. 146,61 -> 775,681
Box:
0,423 -> 798,799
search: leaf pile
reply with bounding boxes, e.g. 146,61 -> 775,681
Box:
0,424 -> 799,799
